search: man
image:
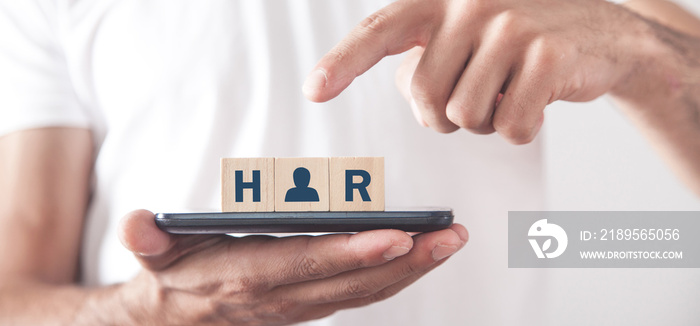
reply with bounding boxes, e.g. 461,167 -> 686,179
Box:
0,0 -> 698,325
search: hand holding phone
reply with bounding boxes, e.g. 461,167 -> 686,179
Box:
120,209 -> 467,324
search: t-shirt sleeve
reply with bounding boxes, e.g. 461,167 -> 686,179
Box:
0,0 -> 91,137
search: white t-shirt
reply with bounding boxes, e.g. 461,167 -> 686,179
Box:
0,1 -> 697,325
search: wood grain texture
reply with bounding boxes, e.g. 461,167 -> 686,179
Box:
221,158 -> 274,212
329,157 -> 384,211
274,157 -> 329,212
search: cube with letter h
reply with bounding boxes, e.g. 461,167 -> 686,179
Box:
221,157 -> 384,212
221,158 -> 275,212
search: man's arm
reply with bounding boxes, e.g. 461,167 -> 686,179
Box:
0,128 -> 92,284
303,0 -> 700,196
0,128 -> 95,318
0,128 -> 129,324
0,128 -> 467,325
609,0 -> 700,195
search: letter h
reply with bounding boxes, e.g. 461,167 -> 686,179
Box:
235,170 -> 261,202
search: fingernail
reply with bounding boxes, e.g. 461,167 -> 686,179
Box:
432,244 -> 459,261
302,69 -> 328,95
454,227 -> 469,247
383,245 -> 411,261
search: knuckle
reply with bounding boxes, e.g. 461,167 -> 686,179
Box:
528,39 -> 575,87
434,123 -> 461,134
293,254 -> 328,279
491,10 -> 526,40
530,37 -> 561,68
466,0 -> 493,14
410,77 -> 443,112
268,300 -> 296,316
411,78 -> 459,134
341,278 -> 374,298
512,134 -> 535,145
364,285 -> 402,305
397,261 -> 420,278
361,291 -> 391,306
445,101 -> 487,131
494,9 -> 521,31
327,45 -> 352,67
231,275 -> 266,295
493,116 -> 534,145
489,9 -> 544,48
360,10 -> 394,34
445,101 -> 468,125
350,254 -> 374,270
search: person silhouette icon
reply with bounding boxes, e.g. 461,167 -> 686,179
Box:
285,167 -> 320,202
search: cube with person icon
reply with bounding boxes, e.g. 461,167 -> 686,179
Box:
284,167 -> 320,202
274,158 -> 330,211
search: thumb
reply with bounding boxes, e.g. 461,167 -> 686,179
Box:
118,209 -> 217,271
117,210 -> 229,271
118,209 -> 173,257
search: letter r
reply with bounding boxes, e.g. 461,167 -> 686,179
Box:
345,170 -> 371,202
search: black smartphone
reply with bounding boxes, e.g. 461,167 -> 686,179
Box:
154,208 -> 453,234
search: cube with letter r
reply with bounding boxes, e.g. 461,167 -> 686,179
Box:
329,157 -> 384,211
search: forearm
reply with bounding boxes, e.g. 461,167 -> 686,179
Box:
0,129 -> 137,325
0,279 -> 134,325
609,4 -> 700,195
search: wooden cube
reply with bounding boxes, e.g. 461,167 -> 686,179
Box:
329,157 -> 384,211
221,158 -> 275,212
275,158 -> 329,211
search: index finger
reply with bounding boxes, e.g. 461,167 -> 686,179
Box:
302,0 -> 437,102
236,229 -> 415,287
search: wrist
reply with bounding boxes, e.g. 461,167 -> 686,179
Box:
117,271 -> 161,325
74,272 -> 157,325
609,9 -> 695,105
